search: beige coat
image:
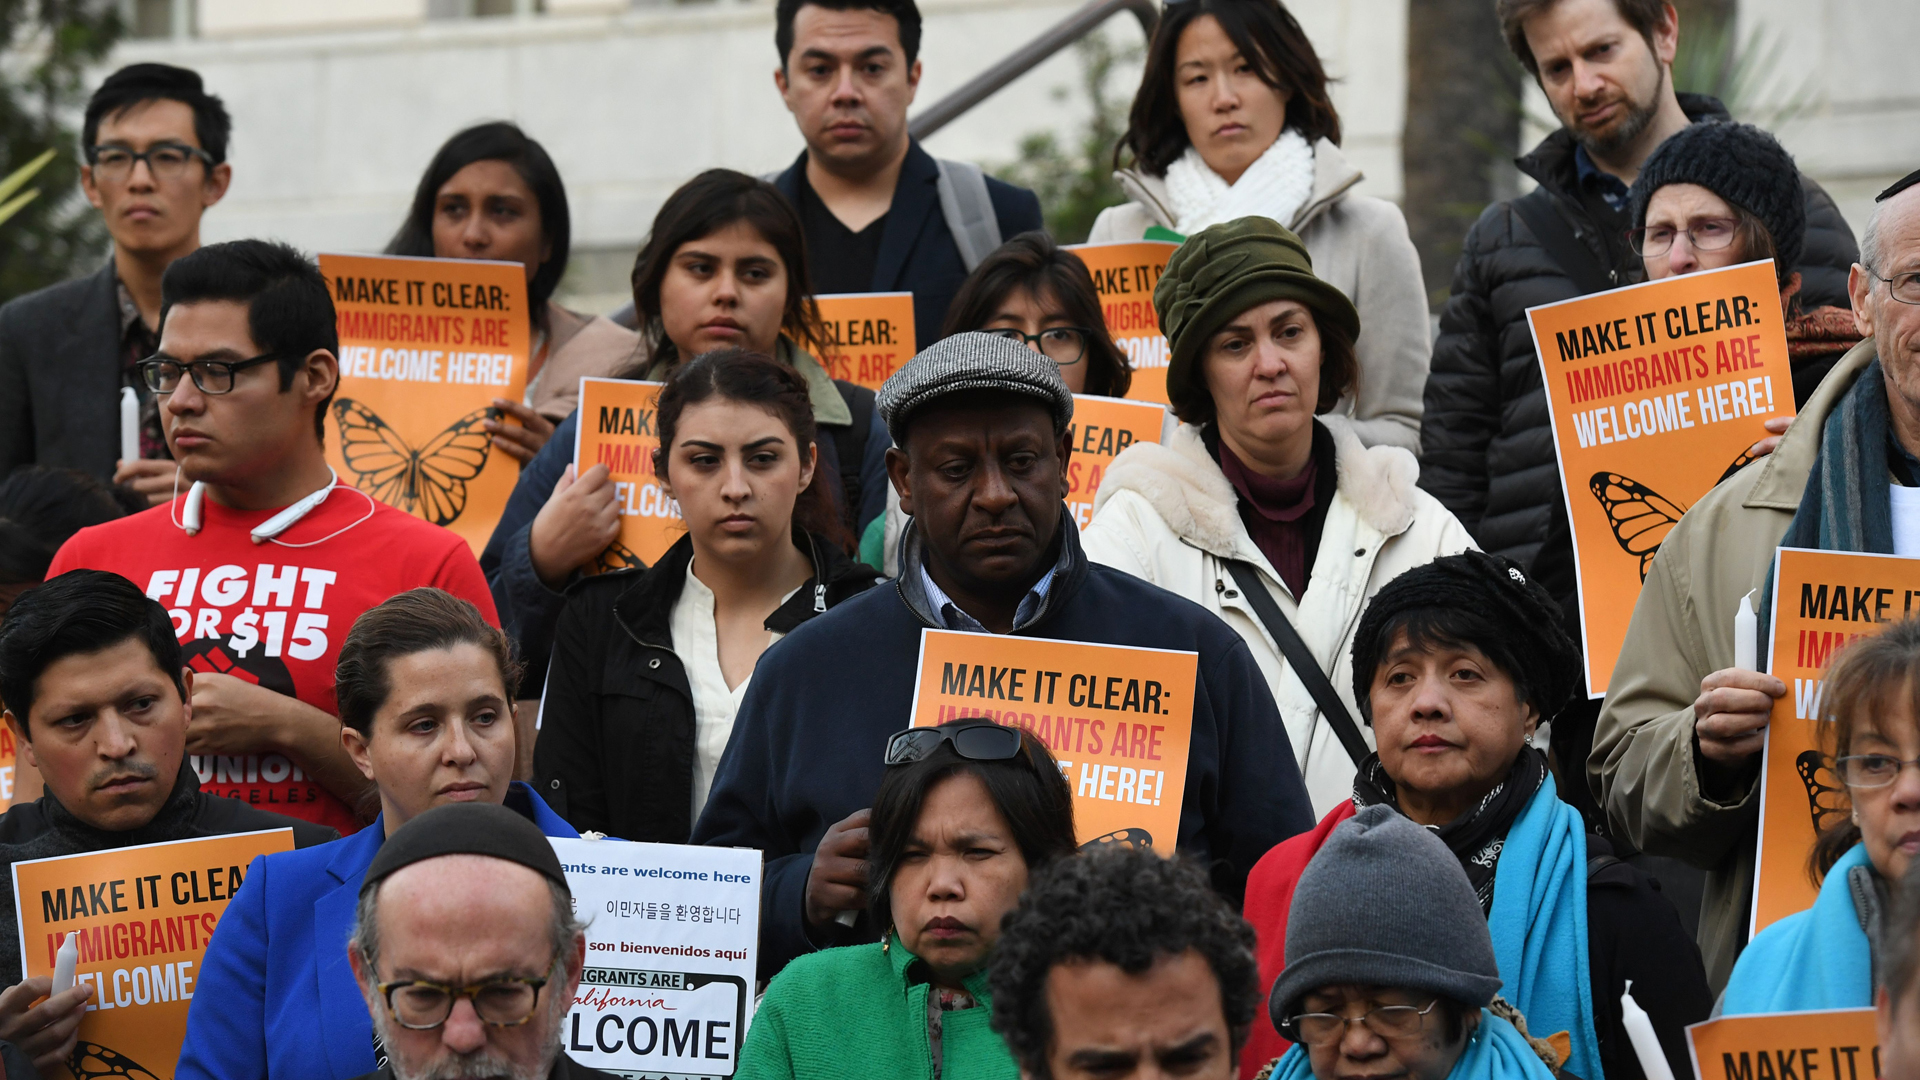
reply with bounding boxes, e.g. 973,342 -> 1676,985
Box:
1088,139 -> 1429,455
525,303 -> 644,423
1591,338 -> 1877,991
1081,415 -> 1475,815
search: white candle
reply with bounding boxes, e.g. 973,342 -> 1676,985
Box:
1620,980 -> 1676,1080
51,931 -> 77,995
1735,590 -> 1758,671
119,385 -> 139,464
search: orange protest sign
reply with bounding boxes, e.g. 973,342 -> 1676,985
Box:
12,828 -> 295,1080
1752,548 -> 1920,934
0,726 -> 17,813
1529,260 -> 1794,696
1686,1008 -> 1878,1080
1066,394 -> 1167,529
814,292 -> 915,391
1067,241 -> 1177,405
909,629 -> 1196,849
574,378 -> 679,572
319,253 -> 530,557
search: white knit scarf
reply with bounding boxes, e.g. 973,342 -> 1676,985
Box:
1163,127 -> 1316,236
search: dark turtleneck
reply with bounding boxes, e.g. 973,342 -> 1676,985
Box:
1207,420 -> 1337,597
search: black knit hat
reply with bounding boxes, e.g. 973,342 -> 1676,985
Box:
361,802 -> 569,895
1349,551 -> 1582,725
1629,120 -> 1805,287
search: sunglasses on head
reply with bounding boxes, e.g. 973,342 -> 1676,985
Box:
883,721 -> 1024,766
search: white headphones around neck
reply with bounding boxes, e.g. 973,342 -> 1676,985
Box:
177,467 -> 371,546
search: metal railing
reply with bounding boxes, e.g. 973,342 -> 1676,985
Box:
908,0 -> 1159,141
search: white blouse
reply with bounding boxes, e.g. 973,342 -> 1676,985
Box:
671,560 -> 792,820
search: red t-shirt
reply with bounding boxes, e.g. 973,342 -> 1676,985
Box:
47,483 -> 500,836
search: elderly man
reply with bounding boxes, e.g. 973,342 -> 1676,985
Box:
1594,169 -> 1920,990
346,801 -> 610,1080
693,332 -> 1313,979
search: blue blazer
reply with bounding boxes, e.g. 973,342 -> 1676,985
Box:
174,784 -> 577,1080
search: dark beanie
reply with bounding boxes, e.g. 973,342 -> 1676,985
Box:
1629,121 -> 1805,287
1268,805 -> 1502,1026
362,802 -> 568,895
1153,216 -> 1361,420
1349,551 -> 1581,725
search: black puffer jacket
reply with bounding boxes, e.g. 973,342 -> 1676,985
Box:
1419,94 -> 1859,622
533,529 -> 880,843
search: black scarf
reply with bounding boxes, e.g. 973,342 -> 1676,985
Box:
1353,748 -> 1549,913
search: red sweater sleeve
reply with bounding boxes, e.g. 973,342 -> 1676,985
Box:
432,541 -> 500,627
1239,801 -> 1355,1078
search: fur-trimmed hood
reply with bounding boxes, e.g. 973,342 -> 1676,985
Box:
1091,414 -> 1421,559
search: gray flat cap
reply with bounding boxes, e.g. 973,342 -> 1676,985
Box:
875,331 -> 1075,443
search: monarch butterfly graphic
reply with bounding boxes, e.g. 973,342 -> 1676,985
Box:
69,1041 -> 160,1080
1080,827 -> 1153,852
1588,446 -> 1764,581
1796,750 -> 1850,835
333,399 -> 494,527
592,540 -> 646,575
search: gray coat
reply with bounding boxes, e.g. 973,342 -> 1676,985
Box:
0,262 -> 128,480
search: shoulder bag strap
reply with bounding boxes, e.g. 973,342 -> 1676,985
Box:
934,159 -> 1003,272
1508,192 -> 1615,296
1223,559 -> 1372,768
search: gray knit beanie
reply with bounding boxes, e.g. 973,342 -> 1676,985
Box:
875,331 -> 1075,444
1628,120 -> 1805,287
1268,805 -> 1503,1028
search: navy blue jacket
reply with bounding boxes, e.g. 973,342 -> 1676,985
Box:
691,519 -> 1315,978
770,140 -> 1044,349
174,784 -> 576,1080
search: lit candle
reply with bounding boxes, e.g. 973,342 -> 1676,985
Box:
119,386 -> 139,464
1735,590 -> 1758,671
1620,980 -> 1676,1080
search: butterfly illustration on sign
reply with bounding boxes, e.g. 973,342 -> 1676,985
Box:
333,399 -> 493,527
70,1041 -> 159,1080
1589,446 -> 1762,581
592,540 -> 645,575
1796,750 -> 1849,835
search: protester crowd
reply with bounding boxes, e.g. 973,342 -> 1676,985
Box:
0,0 -> 1915,1077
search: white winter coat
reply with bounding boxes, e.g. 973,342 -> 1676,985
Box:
1088,139 -> 1430,455
1081,415 -> 1475,816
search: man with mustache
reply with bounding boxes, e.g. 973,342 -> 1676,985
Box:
345,802 -> 614,1080
694,333 -> 1314,980
770,0 -> 1043,349
0,570 -> 334,1074
0,64 -> 232,503
1416,0 -> 1858,829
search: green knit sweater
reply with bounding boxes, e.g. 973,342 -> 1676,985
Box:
738,938 -> 1019,1080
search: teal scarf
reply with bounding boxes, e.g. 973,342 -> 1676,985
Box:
1721,843 -> 1873,1013
1267,1011 -> 1556,1080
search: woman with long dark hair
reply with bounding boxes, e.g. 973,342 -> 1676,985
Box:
387,121 -> 639,463
480,169 -> 891,696
941,231 -> 1132,398
1090,0 -> 1427,452
535,349 -> 878,842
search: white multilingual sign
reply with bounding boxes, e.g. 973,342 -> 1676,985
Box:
551,839 -> 760,1079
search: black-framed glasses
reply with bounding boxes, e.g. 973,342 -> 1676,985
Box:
1627,218 -> 1740,258
86,142 -> 215,183
982,327 -> 1091,367
139,353 -> 283,395
1280,998 -> 1441,1046
1836,754 -> 1920,789
374,969 -> 554,1030
884,721 -> 1023,766
1865,266 -> 1920,306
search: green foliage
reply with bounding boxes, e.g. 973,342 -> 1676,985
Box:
995,32 -> 1138,245
0,0 -> 124,303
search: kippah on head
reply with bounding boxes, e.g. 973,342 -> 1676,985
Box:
1349,550 -> 1581,725
1627,120 -> 1805,287
362,802 -> 568,896
1881,168 -> 1920,203
875,331 -> 1075,444
1268,804 -> 1502,1027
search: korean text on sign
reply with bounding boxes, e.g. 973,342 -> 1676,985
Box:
552,839 -> 760,1077
1527,260 -> 1794,696
908,629 -> 1196,851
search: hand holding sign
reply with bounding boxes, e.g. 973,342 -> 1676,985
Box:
530,463 -> 621,589
0,974 -> 93,1074
804,809 -> 871,931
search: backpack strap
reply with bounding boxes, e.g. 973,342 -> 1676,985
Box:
1223,559 -> 1371,768
1508,192 -> 1615,296
934,159 -> 1003,272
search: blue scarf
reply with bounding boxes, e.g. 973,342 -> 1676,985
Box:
1267,1011 -> 1556,1080
1721,843 -> 1873,1013
1487,774 -> 1603,1080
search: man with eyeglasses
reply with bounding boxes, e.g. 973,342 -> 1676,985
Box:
0,63 -> 231,502
45,239 -> 496,837
1594,171 -> 1920,991
346,802 -> 615,1080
